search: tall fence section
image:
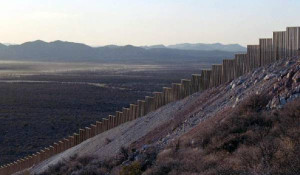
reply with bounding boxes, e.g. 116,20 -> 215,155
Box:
1,26 -> 300,175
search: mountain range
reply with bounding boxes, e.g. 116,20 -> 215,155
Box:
0,40 -> 245,64
142,43 -> 246,52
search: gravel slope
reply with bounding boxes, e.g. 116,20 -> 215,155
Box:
30,94 -> 201,174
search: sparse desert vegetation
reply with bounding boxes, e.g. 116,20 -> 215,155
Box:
144,95 -> 300,175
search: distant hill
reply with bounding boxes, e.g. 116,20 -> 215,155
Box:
0,40 -> 240,64
142,43 -> 246,52
167,43 -> 246,52
0,43 -> 7,48
2,43 -> 15,46
141,45 -> 167,49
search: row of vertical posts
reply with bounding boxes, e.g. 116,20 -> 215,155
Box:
286,27 -> 300,57
0,73 -> 208,175
1,26 -> 300,175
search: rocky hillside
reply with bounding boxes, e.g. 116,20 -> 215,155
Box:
25,56 -> 300,175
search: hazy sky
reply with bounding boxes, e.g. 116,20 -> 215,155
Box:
0,0 -> 299,46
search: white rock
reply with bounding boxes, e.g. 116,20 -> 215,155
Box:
264,74 -> 276,80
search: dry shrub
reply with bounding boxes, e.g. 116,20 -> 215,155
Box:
15,170 -> 30,175
41,155 -> 104,175
146,95 -> 300,175
105,138 -> 112,144
39,147 -> 134,175
120,161 -> 142,175
117,146 -> 129,163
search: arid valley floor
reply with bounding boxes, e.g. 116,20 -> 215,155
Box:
0,61 -> 208,165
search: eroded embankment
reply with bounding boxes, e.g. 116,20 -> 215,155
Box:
29,56 -> 300,174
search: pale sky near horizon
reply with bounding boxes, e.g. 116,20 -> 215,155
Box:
0,0 -> 299,46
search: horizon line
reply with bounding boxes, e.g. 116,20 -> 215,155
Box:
1,40 -> 247,48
